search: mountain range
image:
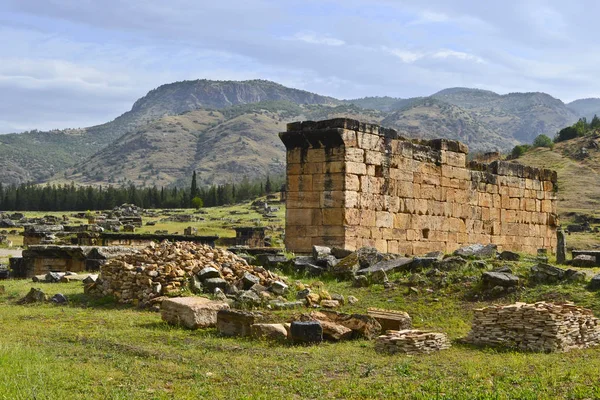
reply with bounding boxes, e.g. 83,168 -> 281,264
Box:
1,79 -> 599,187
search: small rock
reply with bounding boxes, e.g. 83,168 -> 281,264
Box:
493,265 -> 513,274
17,288 -> 47,304
331,293 -> 345,305
565,269 -> 586,283
296,288 -> 311,300
198,267 -> 221,281
320,299 -> 341,308
237,290 -> 262,308
82,274 -> 98,284
51,293 -> 67,304
490,285 -> 506,296
347,295 -> 359,305
588,274 -> 600,290
250,283 -> 268,294
370,269 -> 389,284
471,260 -> 488,269
213,288 -> 228,301
203,278 -> 228,293
189,275 -> 203,294
268,300 -> 305,310
409,287 -> 419,294
352,275 -> 369,288
434,256 -> 468,271
242,272 -> 261,289
305,264 -> 325,276
270,281 -> 288,296
312,245 -> 332,261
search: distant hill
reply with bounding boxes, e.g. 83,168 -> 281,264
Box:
0,80 -> 594,187
567,98 -> 600,120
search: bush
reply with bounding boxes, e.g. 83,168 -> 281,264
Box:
511,144 -> 531,159
532,134 -> 553,148
554,126 -> 579,143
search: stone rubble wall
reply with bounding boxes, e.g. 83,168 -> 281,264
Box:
280,118 -> 558,255
465,302 -> 600,352
375,329 -> 451,354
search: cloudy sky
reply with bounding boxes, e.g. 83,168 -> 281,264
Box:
1,0 -> 599,133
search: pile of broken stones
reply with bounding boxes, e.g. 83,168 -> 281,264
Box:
86,241 -> 292,309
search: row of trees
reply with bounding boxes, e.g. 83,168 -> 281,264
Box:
511,115 -> 600,158
555,115 -> 600,143
0,174 -> 284,212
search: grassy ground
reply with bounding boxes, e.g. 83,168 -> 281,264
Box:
2,258 -> 600,399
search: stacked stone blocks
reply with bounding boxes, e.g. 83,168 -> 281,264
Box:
280,118 -> 558,255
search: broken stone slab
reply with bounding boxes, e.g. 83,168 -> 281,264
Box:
270,281 -> 288,295
250,323 -> 288,341
315,255 -> 339,269
197,267 -> 221,281
82,274 -> 98,284
161,297 -> 230,329
556,228 -> 567,264
498,251 -> 520,261
331,247 -> 353,259
255,254 -> 288,269
331,253 -> 360,279
367,308 -> 412,331
242,272 -> 260,289
45,272 -> 64,283
320,320 -> 353,341
312,245 -> 332,261
454,244 -> 497,259
433,256 -> 468,271
316,310 -> 382,340
59,274 -> 86,283
482,271 -> 519,288
356,257 -> 413,276
409,257 -> 439,271
236,290 -> 262,308
17,288 -> 47,304
530,263 -> 566,284
304,264 -> 325,276
290,321 -> 323,344
571,255 -> 597,268
268,300 -> 305,310
217,309 -> 263,337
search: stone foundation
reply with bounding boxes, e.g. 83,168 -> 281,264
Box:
280,118 -> 558,255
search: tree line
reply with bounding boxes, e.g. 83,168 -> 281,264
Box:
0,173 -> 285,212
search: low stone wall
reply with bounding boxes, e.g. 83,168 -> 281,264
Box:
465,302 -> 600,352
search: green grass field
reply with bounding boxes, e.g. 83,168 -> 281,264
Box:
2,256 -> 600,399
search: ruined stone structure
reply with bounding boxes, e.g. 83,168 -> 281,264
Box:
280,118 -> 558,256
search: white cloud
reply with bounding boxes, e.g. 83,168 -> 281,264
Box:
432,49 -> 485,64
290,32 -> 345,46
382,47 -> 424,63
408,10 -> 449,25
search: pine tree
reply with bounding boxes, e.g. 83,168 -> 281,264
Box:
265,175 -> 272,194
190,170 -> 198,200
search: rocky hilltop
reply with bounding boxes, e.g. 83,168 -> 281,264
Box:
1,80 -> 598,187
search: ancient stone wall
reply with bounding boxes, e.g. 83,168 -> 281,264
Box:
280,118 -> 558,255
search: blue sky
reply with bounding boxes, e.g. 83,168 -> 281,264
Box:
1,0 -> 599,133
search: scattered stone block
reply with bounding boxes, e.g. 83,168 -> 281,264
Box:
217,309 -> 262,337
51,293 -> 68,304
161,297 -> 230,329
203,278 -> 228,293
347,295 -> 359,305
433,256 -> 468,271
530,263 -> 566,284
320,320 -> 353,341
331,247 -> 353,259
367,308 -> 412,331
312,245 -> 331,261
270,281 -> 288,295
482,271 -> 519,288
242,272 -> 260,289
198,267 -> 221,281
290,321 -> 323,344
454,244 -> 497,259
320,299 -> 341,308
589,274 -> 600,290
250,323 -> 288,341
571,255 -> 596,268
357,257 -> 413,276
499,251 -> 520,261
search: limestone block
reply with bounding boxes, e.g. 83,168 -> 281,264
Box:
375,211 -> 393,228
345,148 -> 365,163
345,174 -> 360,191
346,162 -> 366,175
250,324 -> 288,341
217,310 -> 263,337
323,208 -> 344,226
307,148 -> 326,163
161,297 -> 230,330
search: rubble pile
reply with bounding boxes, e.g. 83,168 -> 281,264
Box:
375,330 -> 451,354
465,302 -> 600,352
88,241 -> 286,306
